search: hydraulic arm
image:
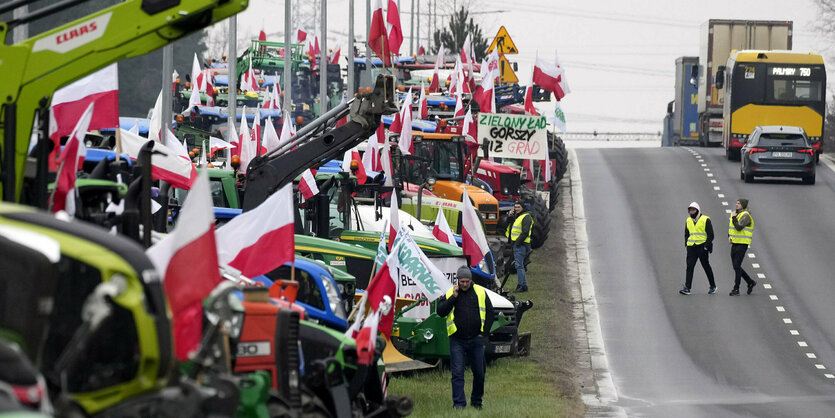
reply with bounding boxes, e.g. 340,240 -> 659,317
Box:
242,74 -> 396,211
0,0 -> 248,203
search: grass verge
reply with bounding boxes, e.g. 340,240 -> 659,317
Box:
387,188 -> 586,417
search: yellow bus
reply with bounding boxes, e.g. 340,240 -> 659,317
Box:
721,50 -> 826,161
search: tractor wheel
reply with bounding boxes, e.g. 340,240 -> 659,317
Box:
520,190 -> 551,249
488,238 -> 506,288
548,179 -> 560,211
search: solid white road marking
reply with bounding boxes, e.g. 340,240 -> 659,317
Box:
752,263 -> 760,268
764,284 -> 772,289
770,295 -> 779,300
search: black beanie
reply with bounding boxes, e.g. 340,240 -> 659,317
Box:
738,198 -> 749,209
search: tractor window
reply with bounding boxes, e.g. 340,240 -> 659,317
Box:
41,256 -> 140,393
210,180 -> 228,207
296,270 -> 325,311
430,140 -> 461,180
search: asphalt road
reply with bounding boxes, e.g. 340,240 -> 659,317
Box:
578,146 -> 835,416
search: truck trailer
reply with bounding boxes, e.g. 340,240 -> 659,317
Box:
673,56 -> 700,145
696,19 -> 792,147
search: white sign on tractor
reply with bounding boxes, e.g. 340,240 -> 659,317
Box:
477,113 -> 549,160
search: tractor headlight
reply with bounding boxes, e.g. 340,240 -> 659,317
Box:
321,275 -> 346,319
487,213 -> 497,220
423,329 -> 434,341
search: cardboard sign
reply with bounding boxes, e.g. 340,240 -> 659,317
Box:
397,256 -> 466,320
477,113 -> 548,160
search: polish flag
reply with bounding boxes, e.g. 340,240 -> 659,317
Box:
299,168 -> 319,201
296,25 -> 308,43
262,117 -> 281,153
389,110 -> 402,134
473,51 -> 499,113
49,64 -> 119,145
202,69 -> 215,106
164,129 -> 189,160
463,108 -> 479,150
353,309 -> 381,364
432,209 -> 456,245
51,103 -> 92,215
449,58 -> 461,94
380,138 -> 394,187
216,183 -> 295,278
453,91 -> 465,118
524,73 -> 538,116
188,81 -> 202,108
121,129 -> 197,189
148,90 -> 163,142
418,83 -> 428,119
252,107 -> 266,155
343,147 -> 368,184
388,194 -> 400,251
364,254 -> 399,337
146,171 -> 222,361
258,30 -> 267,41
191,53 -> 205,91
368,0 -> 390,66
227,118 -> 241,160
461,189 -> 490,267
461,34 -> 475,91
209,136 -> 234,157
240,58 -> 258,92
328,44 -> 341,65
398,91 -> 413,155
279,112 -> 296,146
362,137 -> 380,172
429,48 -> 445,92
533,55 -> 566,101
239,106 -> 257,173
554,52 -> 571,95
386,0 -> 404,57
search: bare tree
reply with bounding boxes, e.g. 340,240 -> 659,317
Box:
432,6 -> 489,61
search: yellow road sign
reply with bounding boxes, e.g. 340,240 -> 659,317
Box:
499,55 -> 518,83
487,26 -> 519,55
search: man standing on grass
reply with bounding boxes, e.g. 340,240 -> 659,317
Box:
437,266 -> 495,409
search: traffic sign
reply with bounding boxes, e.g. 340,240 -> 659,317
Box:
498,55 -> 518,83
487,26 -> 518,55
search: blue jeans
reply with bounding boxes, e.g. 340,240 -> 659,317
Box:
450,335 -> 486,408
513,244 -> 529,287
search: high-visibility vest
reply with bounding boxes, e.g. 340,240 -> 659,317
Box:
686,215 -> 710,246
445,285 -> 487,337
728,210 -> 754,245
505,213 -> 532,244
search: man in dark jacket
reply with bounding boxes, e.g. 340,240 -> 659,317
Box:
437,266 -> 495,409
506,201 -> 533,292
680,201 -> 717,295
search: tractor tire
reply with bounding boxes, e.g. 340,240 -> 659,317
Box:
520,190 -> 551,249
488,238 -> 506,286
548,179 -> 560,211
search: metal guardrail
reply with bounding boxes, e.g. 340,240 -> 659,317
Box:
559,132 -> 662,141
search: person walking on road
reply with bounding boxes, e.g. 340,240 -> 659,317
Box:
437,266 -> 495,410
506,200 -> 533,292
680,202 -> 717,295
729,198 -> 756,296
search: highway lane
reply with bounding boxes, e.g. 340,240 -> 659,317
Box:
577,145 -> 835,416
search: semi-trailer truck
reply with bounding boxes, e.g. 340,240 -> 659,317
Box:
673,56 -> 700,145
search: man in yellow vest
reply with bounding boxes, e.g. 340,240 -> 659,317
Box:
437,266 -> 495,410
728,198 -> 756,296
680,202 -> 717,295
506,200 -> 533,292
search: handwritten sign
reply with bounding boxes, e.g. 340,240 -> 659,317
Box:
477,113 -> 548,160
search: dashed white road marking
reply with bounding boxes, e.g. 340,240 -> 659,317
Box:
752,263 -> 760,268
799,341 -> 809,347
725,209 -> 732,214
816,364 -> 826,369
791,330 -> 801,336
701,163 -> 707,167
718,193 -> 725,198
777,306 -> 786,312
825,374 -> 834,379
757,273 -> 766,279
707,173 -> 714,177
714,186 -> 721,190
770,295 -> 779,300
704,168 -> 710,171
748,253 -> 756,258
784,318 -> 794,324
763,284 -> 772,289
722,201 -> 729,206
807,353 -> 818,359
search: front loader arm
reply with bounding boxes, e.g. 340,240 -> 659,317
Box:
242,75 -> 396,211
0,0 -> 248,202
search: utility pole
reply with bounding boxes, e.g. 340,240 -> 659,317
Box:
229,16 -> 237,135
366,0 -> 373,88
161,45 -> 173,135
284,0 -> 292,117
409,0 -> 415,55
416,0 -> 420,54
348,0 -> 355,96
320,0 -> 328,116
12,5 -> 27,43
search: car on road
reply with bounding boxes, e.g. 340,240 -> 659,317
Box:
740,126 -> 817,184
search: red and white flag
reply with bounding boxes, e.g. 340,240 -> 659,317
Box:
449,57 -> 461,94
429,48 -> 445,93
533,54 -> 566,101
328,44 -> 342,65
362,133 -> 381,172
554,52 -> 571,95
216,183 -> 295,277
364,255 -> 399,337
258,30 -> 267,42
252,107 -> 267,155
353,309 -> 381,360
386,0 -> 404,57
368,0 -> 390,65
299,168 -> 319,201
51,103 -> 92,215
389,109 -> 402,134
279,112 -> 296,146
148,90 -> 164,142
432,209 -> 456,245
398,91 -> 413,155
121,128 -> 197,189
524,72 -> 538,115
453,91 -> 465,118
188,81 -> 202,108
164,128 -> 190,160
461,189 -> 490,266
463,108 -> 478,149
191,53 -> 205,91
227,117 -> 241,160
473,51 -> 499,113
240,58 -> 258,92
262,117 -> 281,153
49,64 -> 119,144
296,25 -> 308,43
209,136 -> 233,157
418,83 -> 428,119
388,194 -> 400,251
380,137 -> 394,187
342,147 -> 368,184
239,106 -> 257,173
147,171 -> 222,361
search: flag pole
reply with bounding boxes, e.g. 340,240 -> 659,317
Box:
115,126 -> 122,162
290,257 -> 296,283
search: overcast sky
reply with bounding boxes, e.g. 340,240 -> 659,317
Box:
213,0 -> 828,133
